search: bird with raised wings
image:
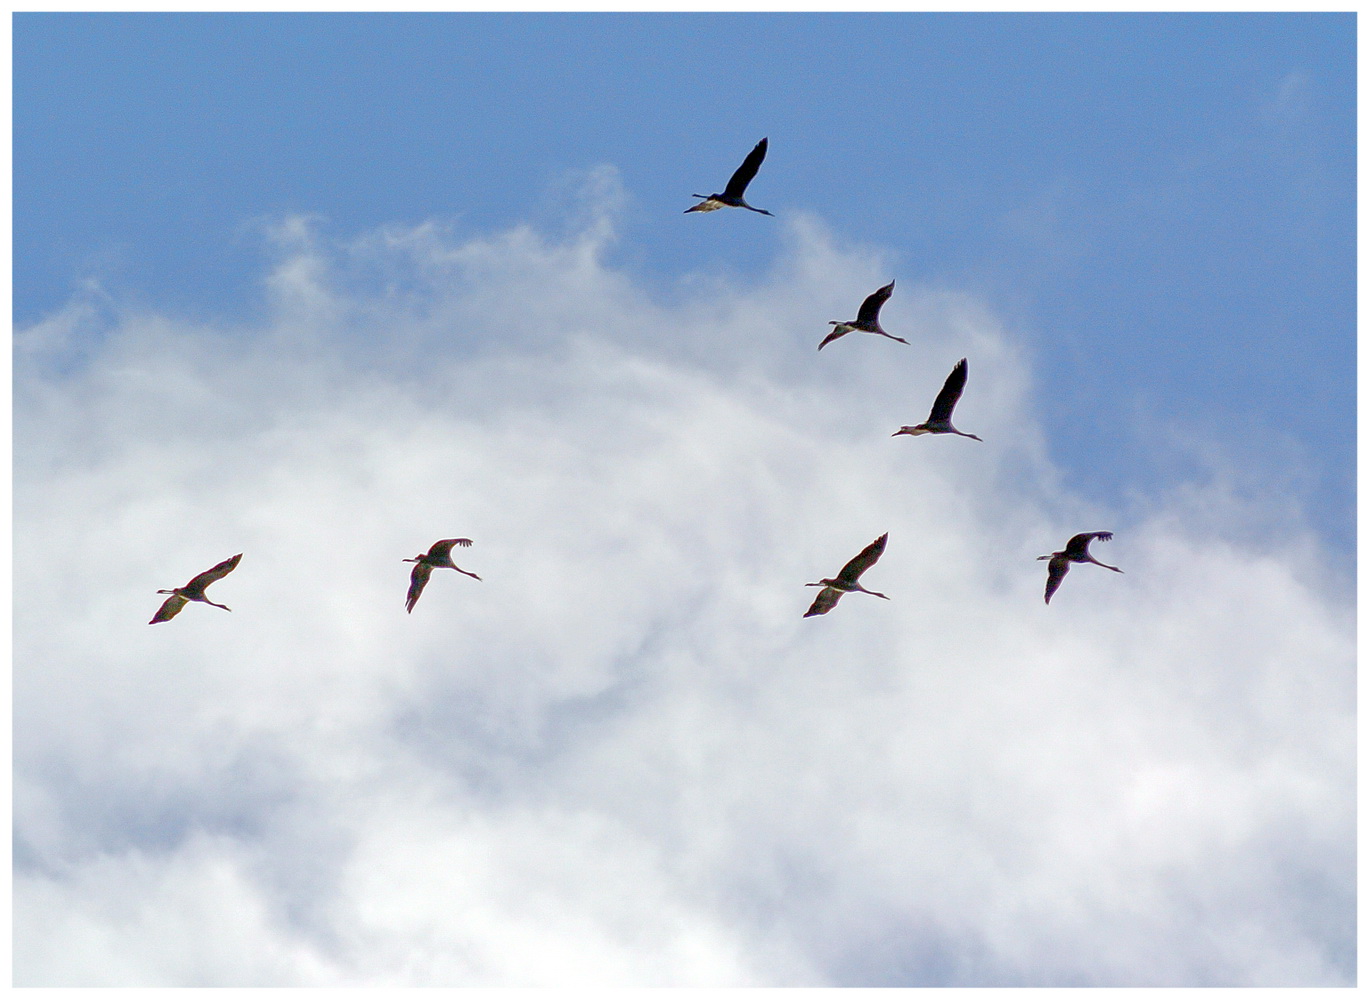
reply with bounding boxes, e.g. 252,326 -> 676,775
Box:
803,533 -> 891,617
404,538 -> 480,613
819,281 -> 907,350
149,553 -> 242,624
1039,531 -> 1122,604
685,137 -> 773,216
893,357 -> 982,441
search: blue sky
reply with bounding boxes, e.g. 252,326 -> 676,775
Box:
13,13 -> 1355,987
15,13 -> 1356,550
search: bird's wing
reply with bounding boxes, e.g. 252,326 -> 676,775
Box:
428,538 -> 473,559
1044,554 -> 1071,604
818,327 -> 849,350
722,137 -> 768,199
149,593 -> 188,624
185,553 -> 242,592
1065,531 -> 1113,558
406,562 -> 434,613
803,586 -> 843,617
927,358 -> 969,423
856,281 -> 895,326
837,533 -> 889,584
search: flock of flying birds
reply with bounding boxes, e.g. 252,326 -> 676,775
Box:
148,137 -> 1121,625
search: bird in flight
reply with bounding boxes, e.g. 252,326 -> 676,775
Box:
893,357 -> 982,442
1038,531 -> 1123,604
804,533 -> 891,617
819,281 -> 907,350
685,137 -> 773,216
149,553 -> 242,624
404,538 -> 480,613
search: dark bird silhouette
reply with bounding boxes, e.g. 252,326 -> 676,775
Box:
404,538 -> 480,613
819,281 -> 906,350
1039,532 -> 1122,604
685,138 -> 773,216
893,357 -> 982,441
804,533 -> 890,617
149,553 -> 242,624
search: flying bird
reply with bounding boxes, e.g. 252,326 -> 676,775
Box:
685,137 -> 773,216
819,281 -> 907,350
804,533 -> 891,617
404,538 -> 480,613
1038,531 -> 1123,605
149,553 -> 242,624
893,357 -> 982,441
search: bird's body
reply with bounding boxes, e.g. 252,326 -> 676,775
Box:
1038,531 -> 1123,604
819,281 -> 907,350
685,138 -> 773,216
804,533 -> 890,617
893,357 -> 982,441
149,553 -> 242,624
404,538 -> 480,613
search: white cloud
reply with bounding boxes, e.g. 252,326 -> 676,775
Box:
13,172 -> 1354,986
1264,71 -> 1313,125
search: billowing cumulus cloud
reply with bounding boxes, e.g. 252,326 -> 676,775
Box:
13,170 -> 1353,986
